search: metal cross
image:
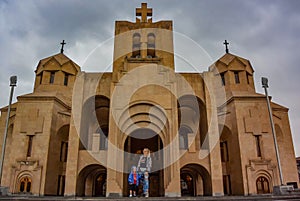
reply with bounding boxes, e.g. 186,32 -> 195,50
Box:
223,40 -> 229,54
60,40 -> 66,53
136,3 -> 152,23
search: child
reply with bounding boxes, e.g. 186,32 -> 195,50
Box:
128,166 -> 139,197
143,171 -> 149,197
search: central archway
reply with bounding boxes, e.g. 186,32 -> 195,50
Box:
123,128 -> 164,197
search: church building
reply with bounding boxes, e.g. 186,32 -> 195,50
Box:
0,3 -> 298,197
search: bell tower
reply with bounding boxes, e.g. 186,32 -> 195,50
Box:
112,3 -> 175,82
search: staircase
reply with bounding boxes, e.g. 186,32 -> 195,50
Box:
1,195 -> 300,201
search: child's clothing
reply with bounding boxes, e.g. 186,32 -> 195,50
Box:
128,171 -> 139,186
128,168 -> 140,197
143,173 -> 149,197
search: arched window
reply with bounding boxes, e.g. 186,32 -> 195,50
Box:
132,33 -> 141,58
256,176 -> 270,194
220,72 -> 226,86
39,72 -> 43,84
147,33 -> 156,58
64,73 -> 69,86
19,177 -> 32,193
50,71 -> 55,84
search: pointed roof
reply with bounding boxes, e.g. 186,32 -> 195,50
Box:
35,53 -> 81,75
209,53 -> 254,74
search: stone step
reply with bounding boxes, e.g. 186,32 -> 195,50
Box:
1,195 -> 300,201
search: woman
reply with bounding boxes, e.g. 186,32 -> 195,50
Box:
137,148 -> 152,173
137,148 -> 152,197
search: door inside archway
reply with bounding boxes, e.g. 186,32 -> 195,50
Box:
95,173 -> 106,196
180,173 -> 194,196
256,176 -> 270,194
123,128 -> 164,197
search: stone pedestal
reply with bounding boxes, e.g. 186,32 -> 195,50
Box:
273,185 -> 294,195
0,186 -> 9,196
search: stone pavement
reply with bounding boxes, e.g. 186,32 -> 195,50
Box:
1,195 -> 300,201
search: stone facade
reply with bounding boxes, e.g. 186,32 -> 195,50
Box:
0,3 -> 298,197
297,157 -> 300,182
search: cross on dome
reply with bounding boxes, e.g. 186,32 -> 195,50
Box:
223,40 -> 229,54
60,40 -> 66,54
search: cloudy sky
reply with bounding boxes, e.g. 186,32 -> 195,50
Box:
1,0 -> 299,156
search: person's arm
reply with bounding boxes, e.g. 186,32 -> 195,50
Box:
137,156 -> 142,171
128,173 -> 133,184
147,156 -> 152,172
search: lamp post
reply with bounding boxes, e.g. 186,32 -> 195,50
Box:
261,77 -> 283,186
0,76 -> 17,186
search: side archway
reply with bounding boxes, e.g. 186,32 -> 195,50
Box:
76,164 -> 107,197
180,164 -> 212,196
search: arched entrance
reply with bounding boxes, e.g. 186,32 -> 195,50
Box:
77,164 -> 107,197
123,128 -> 164,197
180,164 -> 212,196
256,176 -> 270,194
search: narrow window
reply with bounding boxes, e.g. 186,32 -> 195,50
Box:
247,73 -> 252,84
220,141 -> 229,162
220,72 -> 226,86
39,72 -> 43,84
60,142 -> 64,162
26,181 -> 31,192
234,71 -> 240,84
20,181 -> 25,192
223,175 -> 232,195
255,135 -> 262,157
147,33 -> 156,58
60,142 -> 68,162
132,33 -> 141,58
57,175 -> 66,195
64,73 -> 69,86
27,135 -> 34,157
64,142 -> 68,162
50,72 -> 55,84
